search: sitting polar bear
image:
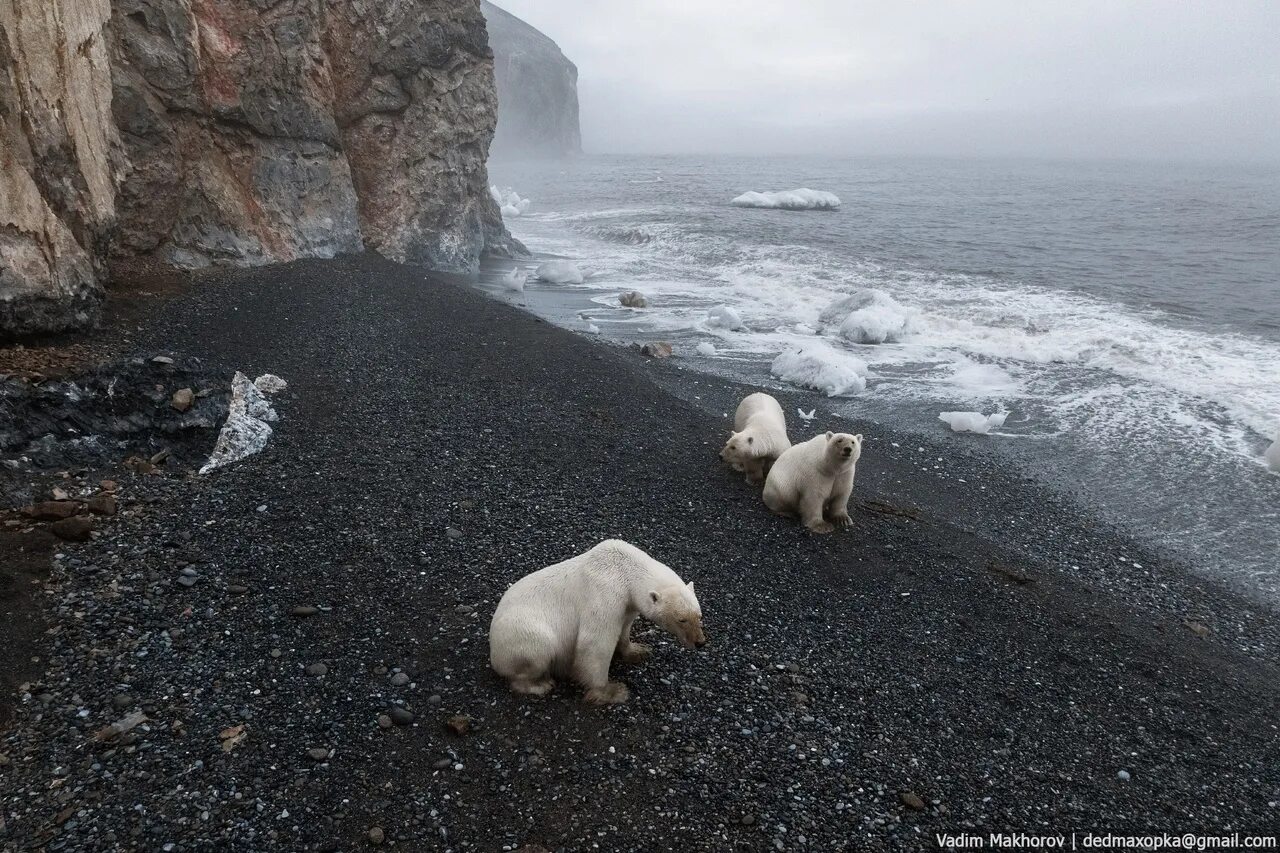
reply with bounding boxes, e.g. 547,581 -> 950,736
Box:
763,431 -> 862,533
720,392 -> 791,485
489,540 -> 707,704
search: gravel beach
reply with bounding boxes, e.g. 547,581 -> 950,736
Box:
2,254 -> 1277,851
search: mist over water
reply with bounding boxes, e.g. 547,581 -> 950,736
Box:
487,155 -> 1280,599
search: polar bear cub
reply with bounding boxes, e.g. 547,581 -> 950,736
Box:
720,392 -> 791,484
489,540 -> 707,704
763,431 -> 862,533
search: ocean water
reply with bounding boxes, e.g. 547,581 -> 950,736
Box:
484,155 -> 1280,600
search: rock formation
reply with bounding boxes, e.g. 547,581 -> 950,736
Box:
481,2 -> 581,160
1,0 -> 519,338
0,0 -> 122,335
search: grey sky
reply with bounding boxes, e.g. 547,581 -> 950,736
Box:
493,0 -> 1280,161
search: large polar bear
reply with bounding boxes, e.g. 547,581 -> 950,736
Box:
720,392 -> 791,485
489,540 -> 707,704
763,431 -> 862,533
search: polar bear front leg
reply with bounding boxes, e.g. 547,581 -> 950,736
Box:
826,473 -> 854,528
575,634 -> 631,705
743,456 -> 766,485
800,487 -> 834,534
615,613 -> 653,664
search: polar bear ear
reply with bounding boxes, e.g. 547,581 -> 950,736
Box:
649,590 -> 660,603
825,431 -> 834,440
854,433 -> 863,443
687,581 -> 695,594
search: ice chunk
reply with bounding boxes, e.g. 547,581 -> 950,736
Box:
706,305 -> 745,331
939,411 -> 1009,435
201,372 -> 278,474
817,289 -> 913,344
731,188 -> 841,210
491,186 -> 532,217
770,342 -> 868,397
696,342 -> 718,356
535,260 -> 584,284
253,374 -> 287,395
1266,433 -> 1280,471
501,267 -> 525,291
619,291 -> 648,308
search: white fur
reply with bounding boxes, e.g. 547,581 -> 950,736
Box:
489,540 -> 705,704
721,392 -> 791,484
763,431 -> 862,533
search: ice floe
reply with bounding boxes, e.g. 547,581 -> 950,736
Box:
491,186 -> 532,218
939,411 -> 1008,435
770,342 -> 868,397
731,188 -> 841,211
818,289 -> 914,344
706,305 -> 745,331
535,260 -> 584,284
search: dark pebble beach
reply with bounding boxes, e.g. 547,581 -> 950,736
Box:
1,253 -> 1277,851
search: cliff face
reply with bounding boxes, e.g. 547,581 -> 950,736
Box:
0,0 -> 517,338
0,0 -> 122,335
481,2 -> 581,160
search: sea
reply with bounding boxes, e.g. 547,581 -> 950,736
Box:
484,155 -> 1280,601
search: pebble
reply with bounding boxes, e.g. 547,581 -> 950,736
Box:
111,694 -> 134,710
177,574 -> 197,587
307,747 -> 329,762
290,605 -> 319,617
445,527 -> 464,540
427,694 -> 442,705
388,707 -> 414,726
227,584 -> 249,594
305,663 -> 328,677
1117,770 -> 1131,781
454,604 -> 474,614
180,567 -> 198,577
432,758 -> 452,770
368,827 -> 385,845
377,715 -> 393,730
899,791 -> 927,811
389,672 -> 410,687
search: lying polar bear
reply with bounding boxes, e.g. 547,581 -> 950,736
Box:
489,540 -> 707,704
720,392 -> 791,485
763,431 -> 862,533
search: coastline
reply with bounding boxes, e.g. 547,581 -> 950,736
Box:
1,254 -> 1277,850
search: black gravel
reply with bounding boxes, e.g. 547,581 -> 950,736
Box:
1,253 -> 1277,851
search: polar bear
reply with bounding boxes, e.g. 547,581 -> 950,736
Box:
720,392 -> 791,485
489,540 -> 707,704
763,431 -> 862,533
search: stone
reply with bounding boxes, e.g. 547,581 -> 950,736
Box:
177,575 -> 197,588
228,585 -> 249,595
619,291 -> 648,308
171,388 -> 194,412
640,342 -> 673,359
22,501 -> 82,521
1183,619 -> 1211,638
389,673 -> 410,687
1117,769 -> 1131,781
307,747 -> 329,762
368,827 -> 385,845
432,757 -> 452,770
87,494 -> 117,516
100,480 -> 118,492
445,715 -> 472,736
50,516 -> 93,542
388,707 -> 414,726
454,604 -> 474,614
291,606 -> 319,618
377,715 -> 393,730
306,663 -> 329,677
445,527 -> 464,540
151,356 -> 174,365
112,694 -> 135,710
899,791 -> 927,811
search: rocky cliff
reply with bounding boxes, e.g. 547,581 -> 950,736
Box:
0,0 -> 122,335
0,0 -> 518,338
481,2 -> 581,160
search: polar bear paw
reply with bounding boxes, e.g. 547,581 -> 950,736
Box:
585,682 -> 631,705
830,512 -> 852,528
619,643 -> 653,665
806,519 -> 835,534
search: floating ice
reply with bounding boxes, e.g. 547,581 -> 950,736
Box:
818,289 -> 913,344
619,291 -> 648,308
706,305 -> 745,331
696,342 -> 718,356
201,372 -> 280,474
770,342 -> 868,397
501,267 -> 526,291
1266,433 -> 1280,472
731,188 -> 841,211
535,260 -> 584,284
490,186 -> 532,218
939,411 -> 1008,435
585,323 -> 601,335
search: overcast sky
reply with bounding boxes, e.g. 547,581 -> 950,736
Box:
492,0 -> 1280,161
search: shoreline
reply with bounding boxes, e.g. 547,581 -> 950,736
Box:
1,254 -> 1278,849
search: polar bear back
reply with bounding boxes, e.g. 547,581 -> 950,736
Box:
765,434 -> 830,493
733,392 -> 791,458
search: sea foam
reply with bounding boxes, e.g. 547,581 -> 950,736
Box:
771,342 -> 868,397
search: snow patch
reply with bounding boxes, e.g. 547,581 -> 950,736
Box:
696,342 -> 718,356
201,372 -> 282,474
491,186 -> 532,218
706,305 -> 745,331
535,260 -> 584,284
771,342 -> 868,397
939,411 -> 1008,435
731,188 -> 841,211
818,289 -> 914,344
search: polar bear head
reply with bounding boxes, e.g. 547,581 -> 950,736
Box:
720,431 -> 755,467
824,431 -> 862,465
646,582 -> 707,649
